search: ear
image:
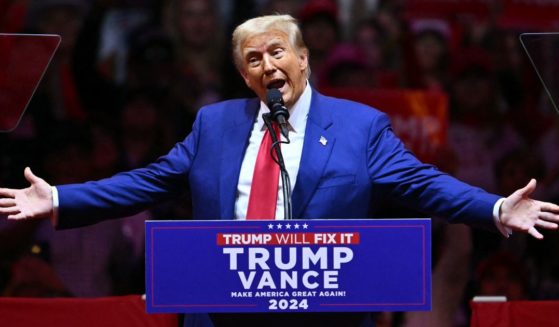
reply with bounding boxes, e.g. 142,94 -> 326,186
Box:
298,48 -> 309,73
239,68 -> 252,89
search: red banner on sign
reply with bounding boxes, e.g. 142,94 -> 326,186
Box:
217,232 -> 361,246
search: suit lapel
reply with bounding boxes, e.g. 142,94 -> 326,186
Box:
219,98 -> 259,219
292,91 -> 335,218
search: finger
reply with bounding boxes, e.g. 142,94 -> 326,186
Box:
0,188 -> 16,198
7,212 -> 25,220
513,179 -> 537,198
535,219 -> 558,230
24,167 -> 43,185
539,211 -> 559,222
541,202 -> 559,213
0,206 -> 20,215
0,198 -> 16,207
528,226 -> 544,240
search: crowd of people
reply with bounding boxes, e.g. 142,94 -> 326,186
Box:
1,0 -> 559,325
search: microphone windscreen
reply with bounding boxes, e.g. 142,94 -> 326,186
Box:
266,88 -> 284,109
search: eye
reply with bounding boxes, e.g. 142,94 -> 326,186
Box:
247,56 -> 261,67
272,48 -> 284,58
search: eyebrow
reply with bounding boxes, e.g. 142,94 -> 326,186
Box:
243,39 -> 287,56
266,40 -> 285,49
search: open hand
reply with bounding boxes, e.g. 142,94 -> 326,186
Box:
500,179 -> 559,239
0,167 -> 53,220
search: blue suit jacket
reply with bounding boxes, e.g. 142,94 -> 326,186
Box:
57,89 -> 499,231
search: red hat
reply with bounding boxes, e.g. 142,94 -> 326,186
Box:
299,0 -> 338,23
324,43 -> 368,69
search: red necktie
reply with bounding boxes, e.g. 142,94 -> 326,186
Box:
246,123 -> 281,220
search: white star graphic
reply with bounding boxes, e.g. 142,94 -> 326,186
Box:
268,223 -> 274,229
302,223 -> 308,229
285,223 -> 291,229
294,223 -> 300,229
276,223 -> 283,229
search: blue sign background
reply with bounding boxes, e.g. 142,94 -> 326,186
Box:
146,219 -> 431,313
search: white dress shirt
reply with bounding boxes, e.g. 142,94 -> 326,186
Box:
234,83 -> 312,220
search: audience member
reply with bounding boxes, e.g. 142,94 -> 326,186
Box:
318,43 -> 375,89
25,0 -> 89,127
447,48 -> 524,193
405,19 -> 451,91
163,0 -> 225,108
299,0 -> 340,85
39,123 -> 141,297
352,18 -> 400,88
475,251 -> 530,300
373,1 -> 407,71
119,92 -> 171,169
536,121 -> 559,201
260,0 -> 304,17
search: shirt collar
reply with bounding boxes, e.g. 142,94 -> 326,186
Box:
257,82 -> 312,133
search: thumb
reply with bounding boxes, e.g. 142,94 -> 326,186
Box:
24,167 -> 43,185
512,178 -> 537,198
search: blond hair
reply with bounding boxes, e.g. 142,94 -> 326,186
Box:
231,14 -> 309,77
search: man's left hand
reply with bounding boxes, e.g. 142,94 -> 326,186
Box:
500,179 -> 559,239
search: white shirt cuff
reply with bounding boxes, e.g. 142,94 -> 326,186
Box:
493,198 -> 512,237
51,186 -> 59,227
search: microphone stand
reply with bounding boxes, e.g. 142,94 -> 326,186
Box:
263,113 -> 292,220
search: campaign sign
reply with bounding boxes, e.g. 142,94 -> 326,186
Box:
146,219 -> 431,313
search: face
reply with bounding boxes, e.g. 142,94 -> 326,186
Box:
239,30 -> 308,109
355,25 -> 383,69
415,32 -> 446,72
302,17 -> 337,55
177,0 -> 216,48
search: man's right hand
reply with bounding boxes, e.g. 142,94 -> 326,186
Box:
0,167 -> 53,220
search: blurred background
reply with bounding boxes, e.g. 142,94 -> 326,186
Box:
1,0 -> 559,326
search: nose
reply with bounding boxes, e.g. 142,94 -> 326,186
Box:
263,54 -> 276,75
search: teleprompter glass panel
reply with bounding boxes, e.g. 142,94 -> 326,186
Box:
0,34 -> 60,132
520,33 -> 559,116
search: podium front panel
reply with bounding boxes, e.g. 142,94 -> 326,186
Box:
146,219 -> 431,313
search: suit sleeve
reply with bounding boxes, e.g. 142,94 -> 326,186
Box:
367,113 -> 500,232
55,109 -> 204,229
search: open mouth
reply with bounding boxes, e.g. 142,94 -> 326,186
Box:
266,80 -> 286,90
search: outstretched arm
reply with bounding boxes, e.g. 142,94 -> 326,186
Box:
500,179 -> 559,239
0,167 -> 53,221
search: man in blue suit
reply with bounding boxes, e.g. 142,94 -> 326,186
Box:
1,14 -> 559,327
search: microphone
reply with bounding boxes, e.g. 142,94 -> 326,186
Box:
266,88 -> 290,140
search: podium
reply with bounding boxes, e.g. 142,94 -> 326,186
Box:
0,295 -> 177,327
471,300 -> 559,327
145,219 -> 431,314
